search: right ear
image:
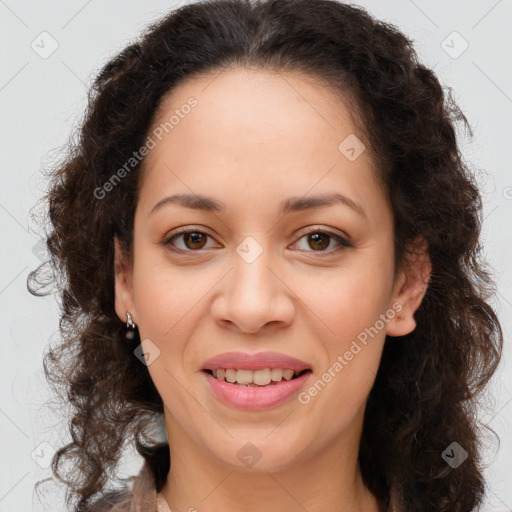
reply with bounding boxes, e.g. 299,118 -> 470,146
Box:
114,236 -> 137,324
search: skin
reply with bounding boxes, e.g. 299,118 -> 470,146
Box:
114,66 -> 431,512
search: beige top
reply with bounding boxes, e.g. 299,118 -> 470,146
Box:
85,461 -> 171,512
156,493 -> 171,512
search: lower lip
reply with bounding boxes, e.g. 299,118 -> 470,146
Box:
202,370 -> 312,410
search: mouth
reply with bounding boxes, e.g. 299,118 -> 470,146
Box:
202,366 -> 313,410
202,368 -> 312,387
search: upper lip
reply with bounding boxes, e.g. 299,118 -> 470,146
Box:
201,351 -> 312,372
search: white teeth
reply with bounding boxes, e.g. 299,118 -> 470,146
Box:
209,368 -> 304,386
225,369 -> 237,383
253,368 -> 271,386
236,369 -> 253,384
282,369 -> 294,381
271,368 -> 283,381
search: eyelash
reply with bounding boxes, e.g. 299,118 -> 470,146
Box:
161,226 -> 353,256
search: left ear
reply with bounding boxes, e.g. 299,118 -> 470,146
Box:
386,236 -> 431,337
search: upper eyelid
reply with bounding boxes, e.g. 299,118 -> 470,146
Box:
163,225 -> 217,243
163,226 -> 351,249
165,224 -> 349,237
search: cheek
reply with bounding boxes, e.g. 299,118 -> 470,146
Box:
298,300 -> 387,441
309,280 -> 388,388
300,260 -> 392,344
130,255 -> 201,410
295,256 -> 392,413
131,247 -> 208,340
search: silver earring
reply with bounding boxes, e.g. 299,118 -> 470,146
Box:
126,312 -> 136,340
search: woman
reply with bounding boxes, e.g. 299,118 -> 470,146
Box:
28,0 -> 503,510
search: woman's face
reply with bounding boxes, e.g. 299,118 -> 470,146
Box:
115,67 -> 429,472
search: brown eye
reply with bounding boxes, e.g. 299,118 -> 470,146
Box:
307,232 -> 331,251
182,231 -> 207,250
293,229 -> 352,254
163,229 -> 217,252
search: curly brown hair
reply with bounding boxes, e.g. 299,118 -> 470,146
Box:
28,0 -> 503,510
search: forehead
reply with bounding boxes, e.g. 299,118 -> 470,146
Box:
137,67 -> 388,225
150,66 -> 362,158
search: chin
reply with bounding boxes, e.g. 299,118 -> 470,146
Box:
208,437 -> 305,473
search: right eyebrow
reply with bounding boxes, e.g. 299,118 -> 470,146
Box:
150,193 -> 225,215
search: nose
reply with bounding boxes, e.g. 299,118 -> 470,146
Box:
210,246 -> 296,334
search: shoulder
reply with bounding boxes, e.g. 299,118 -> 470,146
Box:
82,489 -> 132,512
81,461 -> 157,512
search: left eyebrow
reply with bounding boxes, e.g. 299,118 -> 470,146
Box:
280,193 -> 367,219
149,192 -> 367,219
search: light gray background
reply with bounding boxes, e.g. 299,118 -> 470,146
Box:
0,0 -> 511,510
